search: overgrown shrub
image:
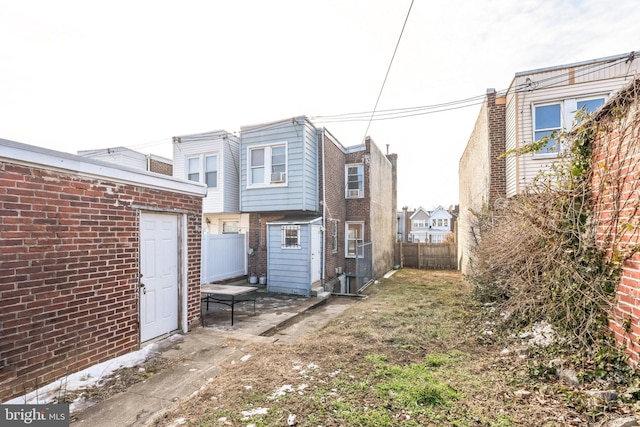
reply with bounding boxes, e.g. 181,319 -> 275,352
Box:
467,107 -> 635,354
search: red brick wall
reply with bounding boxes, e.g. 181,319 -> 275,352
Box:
247,212 -> 284,278
0,161 -> 202,401
591,86 -> 640,363
149,158 -> 173,176
318,133 -> 347,281
344,142 -> 371,275
488,91 -> 507,201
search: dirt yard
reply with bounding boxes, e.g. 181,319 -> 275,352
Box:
152,269 -> 638,426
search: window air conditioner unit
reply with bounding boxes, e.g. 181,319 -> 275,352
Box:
271,172 -> 286,183
348,189 -> 361,198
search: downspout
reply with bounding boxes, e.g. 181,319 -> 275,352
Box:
321,129 -> 326,289
146,154 -> 151,172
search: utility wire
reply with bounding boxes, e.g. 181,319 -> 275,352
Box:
360,0 -> 414,144
313,54 -> 630,125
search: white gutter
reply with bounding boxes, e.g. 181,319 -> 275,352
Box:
321,129 -> 327,287
0,138 -> 207,197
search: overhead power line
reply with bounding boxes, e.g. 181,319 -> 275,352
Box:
312,53 -> 632,125
360,0 -> 414,143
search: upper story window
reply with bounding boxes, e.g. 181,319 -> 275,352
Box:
533,95 -> 607,156
444,218 -> 449,228
248,143 -> 287,187
345,164 -> 364,198
576,97 -> 605,123
534,103 -> 562,154
187,154 -> 218,188
187,157 -> 200,182
413,219 -> 427,228
205,155 -> 218,188
281,225 -> 300,249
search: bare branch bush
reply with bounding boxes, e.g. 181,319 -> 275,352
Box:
468,82 -> 640,359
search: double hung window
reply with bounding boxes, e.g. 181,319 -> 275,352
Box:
346,222 -> 364,258
533,96 -> 606,155
187,154 -> 218,188
345,164 -> 364,198
248,143 -> 287,186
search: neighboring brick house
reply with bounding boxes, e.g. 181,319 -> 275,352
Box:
0,138 -> 206,402
78,146 -> 173,176
240,116 -> 397,296
588,78 -> 640,364
459,51 -> 640,274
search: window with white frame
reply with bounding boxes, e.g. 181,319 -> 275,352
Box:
205,155 -> 218,188
432,219 -> 437,227
248,143 -> 287,186
332,220 -> 338,253
413,219 -> 427,228
187,154 -> 218,187
534,103 -> 562,154
345,164 -> 364,198
533,96 -> 607,155
345,222 -> 364,257
281,225 -> 300,249
187,157 -> 199,182
575,97 -> 605,123
444,218 -> 449,228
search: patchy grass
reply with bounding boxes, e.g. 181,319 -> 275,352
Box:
153,269 -> 638,426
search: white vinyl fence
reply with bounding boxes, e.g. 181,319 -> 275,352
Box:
201,233 -> 247,283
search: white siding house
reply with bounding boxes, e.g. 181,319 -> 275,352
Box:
459,50 -> 640,274
173,130 -> 248,234
77,146 -> 172,175
409,206 -> 454,243
504,51 -> 640,196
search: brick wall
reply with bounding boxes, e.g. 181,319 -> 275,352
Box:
488,91 -> 507,201
318,132 -> 347,281
149,158 -> 173,176
247,212 -> 285,277
344,144 -> 371,275
590,80 -> 640,363
0,161 -> 202,401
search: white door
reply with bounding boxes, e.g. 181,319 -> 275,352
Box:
140,212 -> 179,342
311,224 -> 322,283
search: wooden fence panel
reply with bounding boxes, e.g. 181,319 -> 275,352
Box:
394,242 -> 458,270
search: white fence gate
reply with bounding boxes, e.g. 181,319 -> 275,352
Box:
201,233 -> 247,283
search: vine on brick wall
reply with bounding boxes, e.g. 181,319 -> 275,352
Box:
468,83 -> 640,371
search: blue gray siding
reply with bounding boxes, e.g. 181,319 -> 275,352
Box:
266,223 -> 312,296
240,118 -> 318,212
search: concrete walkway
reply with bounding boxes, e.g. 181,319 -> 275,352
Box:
71,290 -> 357,426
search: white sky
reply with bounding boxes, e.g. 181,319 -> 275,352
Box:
1,0 -> 638,210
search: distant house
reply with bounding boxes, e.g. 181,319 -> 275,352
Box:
408,206 -> 454,243
77,146 -> 173,176
459,50 -> 640,274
